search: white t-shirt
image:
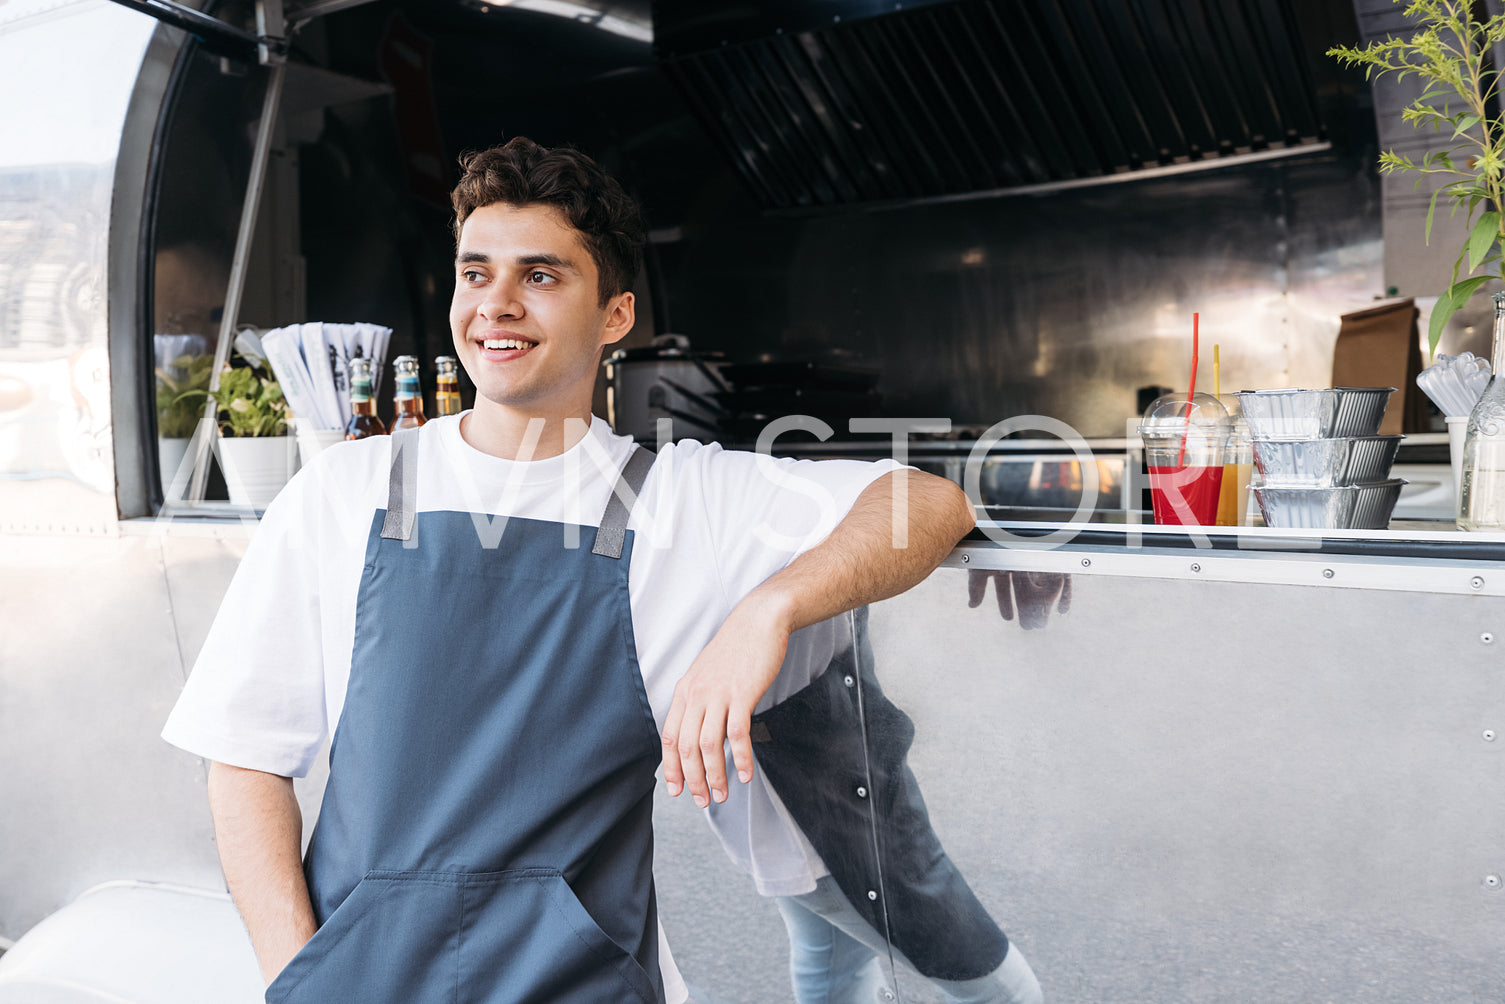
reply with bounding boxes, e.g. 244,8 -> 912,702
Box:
162,414 -> 901,995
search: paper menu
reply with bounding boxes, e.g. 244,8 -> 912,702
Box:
260,322 -> 394,431
334,323 -> 393,398
321,324 -> 353,423
358,324 -> 392,397
298,323 -> 343,430
261,326 -> 322,429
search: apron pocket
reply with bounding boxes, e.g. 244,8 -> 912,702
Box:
265,870 -> 461,1004
459,868 -> 660,1004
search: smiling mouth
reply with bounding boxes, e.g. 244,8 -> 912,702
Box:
481,337 -> 537,352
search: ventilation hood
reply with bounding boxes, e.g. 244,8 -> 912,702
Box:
653,0 -> 1334,213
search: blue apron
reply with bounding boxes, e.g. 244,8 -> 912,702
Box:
266,428 -> 665,1004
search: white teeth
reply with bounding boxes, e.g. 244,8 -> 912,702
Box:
483,338 -> 533,351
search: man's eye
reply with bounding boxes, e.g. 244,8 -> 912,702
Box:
527,271 -> 555,285
461,269 -> 484,283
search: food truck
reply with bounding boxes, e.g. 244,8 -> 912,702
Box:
0,0 -> 1501,1000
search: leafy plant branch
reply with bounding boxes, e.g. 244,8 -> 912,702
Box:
1330,0 -> 1505,352
209,359 -> 288,438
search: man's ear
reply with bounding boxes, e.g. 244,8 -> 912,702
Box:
601,291 -> 635,347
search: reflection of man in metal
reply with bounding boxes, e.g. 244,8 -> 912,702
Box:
703,600 -> 1054,1004
967,570 -> 1071,629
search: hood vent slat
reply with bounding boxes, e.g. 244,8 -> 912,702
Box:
658,0 -> 1330,212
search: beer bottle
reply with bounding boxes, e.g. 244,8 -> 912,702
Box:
434,355 -> 463,417
344,356 -> 387,440
391,354 -> 427,431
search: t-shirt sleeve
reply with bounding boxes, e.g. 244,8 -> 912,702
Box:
683,444 -> 908,601
160,466 -> 331,777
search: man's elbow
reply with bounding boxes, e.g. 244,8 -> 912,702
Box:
942,475 -> 977,540
908,470 -> 975,543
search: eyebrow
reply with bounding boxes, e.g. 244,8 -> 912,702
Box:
455,251 -> 580,273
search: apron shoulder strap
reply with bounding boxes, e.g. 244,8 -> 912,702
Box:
592,445 -> 655,559
380,428 -> 421,543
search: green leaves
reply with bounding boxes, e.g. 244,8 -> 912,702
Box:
1429,275 -> 1492,354
209,359 -> 288,438
1468,211 -> 1501,269
1333,0 -> 1505,354
155,353 -> 215,439
1453,113 -> 1481,137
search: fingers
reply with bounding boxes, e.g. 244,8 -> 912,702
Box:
675,704 -> 710,807
699,711 -> 729,805
663,608 -> 786,809
660,689 -> 687,798
726,708 -> 756,789
966,569 -> 988,608
1057,573 -> 1073,615
995,570 -> 1015,621
663,687 -> 760,809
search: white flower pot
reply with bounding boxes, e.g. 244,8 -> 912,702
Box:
217,435 -> 295,508
157,437 -> 190,494
296,425 -> 347,467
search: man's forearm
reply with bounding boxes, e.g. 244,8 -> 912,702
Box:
207,762 -> 318,986
744,468 -> 975,636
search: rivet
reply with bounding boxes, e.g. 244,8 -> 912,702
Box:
1081,558 -> 1091,568
1471,576 -> 1485,590
867,889 -> 878,901
961,553 -> 970,563
1190,563 -> 1201,572
884,994 -> 895,1002
856,786 -> 868,798
844,675 -> 855,688
1485,730 -> 1497,742
1485,874 -> 1502,890
1484,633 -> 1496,645
1322,568 -> 1335,579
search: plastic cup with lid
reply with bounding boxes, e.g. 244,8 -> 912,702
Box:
1137,392 -> 1233,526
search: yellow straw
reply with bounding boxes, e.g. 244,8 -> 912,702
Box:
1213,344 -> 1221,402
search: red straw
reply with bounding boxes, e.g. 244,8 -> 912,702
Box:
1178,313 -> 1200,465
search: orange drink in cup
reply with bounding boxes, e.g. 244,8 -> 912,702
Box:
1215,409 -> 1253,526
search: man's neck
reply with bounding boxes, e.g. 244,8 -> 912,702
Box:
459,399 -> 594,461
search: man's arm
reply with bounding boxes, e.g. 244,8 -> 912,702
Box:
206,762 -> 318,985
660,468 -> 975,807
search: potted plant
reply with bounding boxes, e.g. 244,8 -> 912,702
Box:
1331,1 -> 1505,529
154,351 -> 212,491
209,355 -> 294,507
1329,0 -> 1505,352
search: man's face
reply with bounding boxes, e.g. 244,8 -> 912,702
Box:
450,202 -> 632,418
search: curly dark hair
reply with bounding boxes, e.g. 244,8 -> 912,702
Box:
451,138 -> 645,306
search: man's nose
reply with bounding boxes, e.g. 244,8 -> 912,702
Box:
479,283 -> 523,320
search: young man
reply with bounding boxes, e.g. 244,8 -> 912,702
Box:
162,137 -> 979,1002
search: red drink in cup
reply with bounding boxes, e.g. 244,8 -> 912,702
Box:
1147,463 -> 1225,525
1138,392 -> 1233,527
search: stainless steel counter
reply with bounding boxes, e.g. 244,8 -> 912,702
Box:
652,535 -> 1505,1002
845,555 -> 1502,1002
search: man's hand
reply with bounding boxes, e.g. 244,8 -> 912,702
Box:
661,591 -> 791,806
207,762 -> 318,986
967,570 -> 1072,629
661,469 -> 974,807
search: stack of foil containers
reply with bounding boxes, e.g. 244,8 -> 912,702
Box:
1237,388 -> 1405,530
